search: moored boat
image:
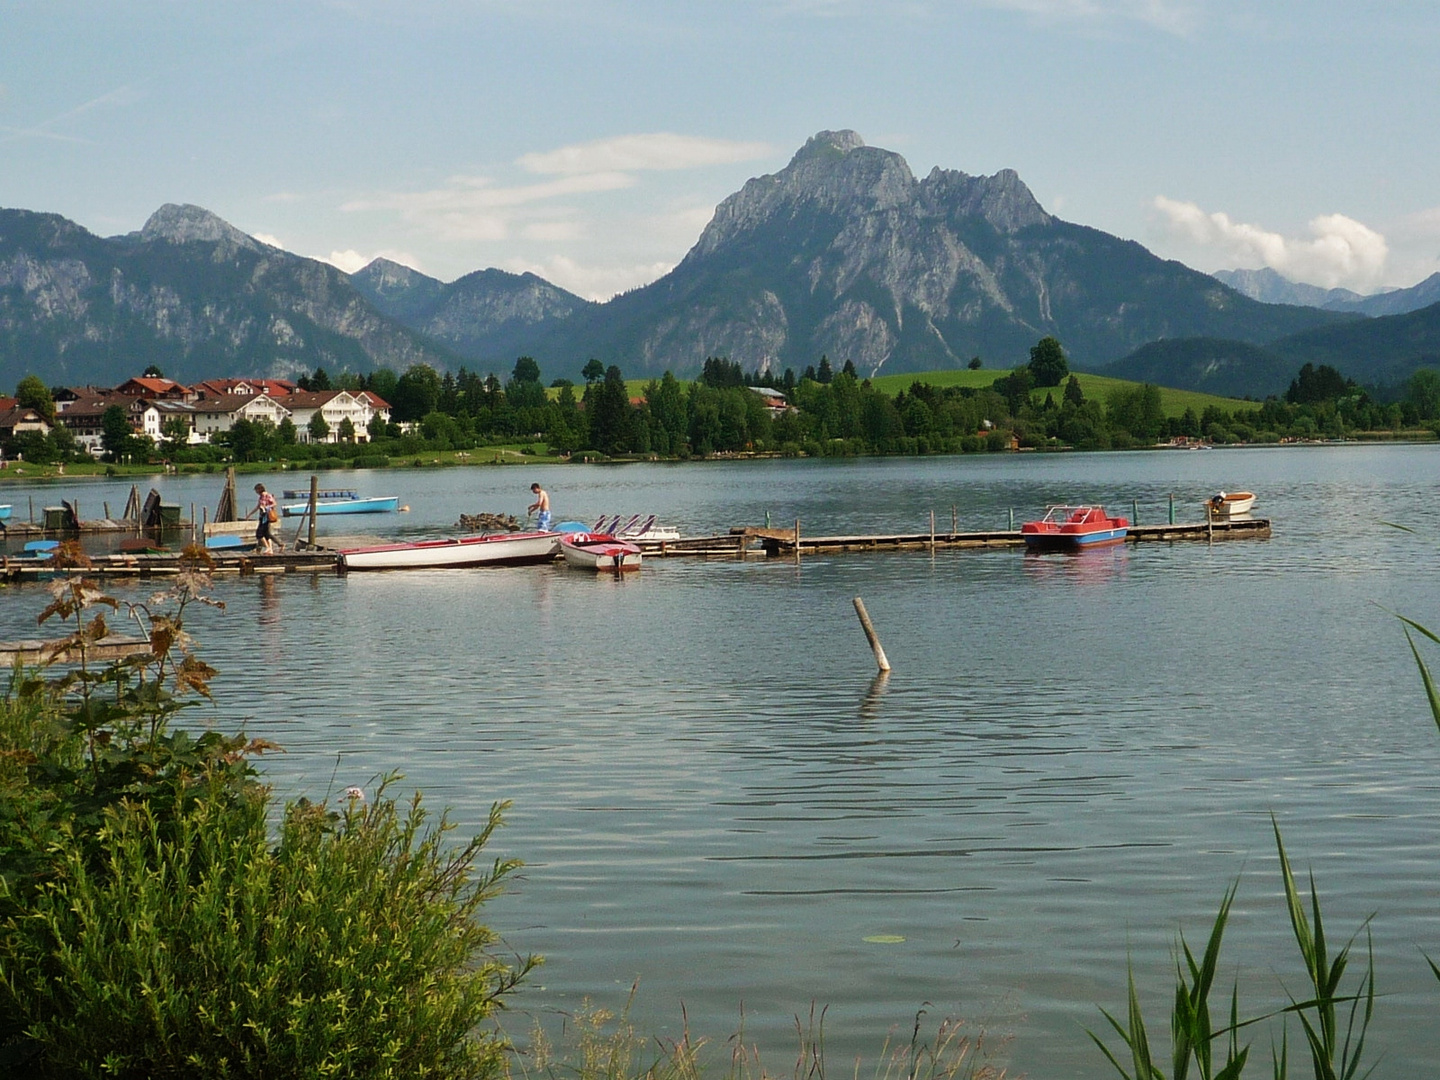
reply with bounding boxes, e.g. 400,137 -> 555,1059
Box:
1021,505 -> 1129,550
339,530 -> 559,571
282,495 -> 399,517
559,532 -> 643,572
0,505 -> 11,521
1208,491 -> 1256,516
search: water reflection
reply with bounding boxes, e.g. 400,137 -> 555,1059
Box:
858,671 -> 890,721
1021,544 -> 1128,586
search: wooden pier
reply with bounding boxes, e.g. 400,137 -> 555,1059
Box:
752,516 -> 1270,557
0,516 -> 1270,581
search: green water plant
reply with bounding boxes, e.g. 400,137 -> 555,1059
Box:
1090,823 -> 1375,1080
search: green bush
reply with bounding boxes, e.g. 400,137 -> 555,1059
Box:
352,453 -> 390,469
0,549 -> 533,1077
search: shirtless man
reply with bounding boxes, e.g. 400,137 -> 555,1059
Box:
528,483 -> 552,530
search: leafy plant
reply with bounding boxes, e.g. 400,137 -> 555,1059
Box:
0,549 -> 535,1077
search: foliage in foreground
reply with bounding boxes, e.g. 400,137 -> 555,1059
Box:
0,546 -> 534,1078
518,997 -> 1005,1080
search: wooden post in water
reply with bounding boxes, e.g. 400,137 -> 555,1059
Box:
853,597 -> 892,673
1132,498 -> 1139,526
104,501 -> 111,521
951,506 -> 957,535
1168,493 -> 1175,525
1008,507 -> 1015,531
929,509 -> 935,552
1206,503 -> 1214,543
190,502 -> 196,544
307,475 -> 319,550
28,496 -> 33,524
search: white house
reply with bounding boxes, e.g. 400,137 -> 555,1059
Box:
191,393 -> 293,441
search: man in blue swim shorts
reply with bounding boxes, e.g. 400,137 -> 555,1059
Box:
528,482 -> 552,530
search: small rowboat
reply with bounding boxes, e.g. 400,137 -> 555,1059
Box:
0,505 -> 12,521
339,530 -> 559,571
282,495 -> 399,517
1208,491 -> 1256,517
1021,505 -> 1129,551
560,533 -> 643,572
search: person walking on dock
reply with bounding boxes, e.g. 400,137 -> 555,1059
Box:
528,483 -> 552,531
251,483 -> 278,554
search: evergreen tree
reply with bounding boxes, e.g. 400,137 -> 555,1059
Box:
816,356 -> 833,384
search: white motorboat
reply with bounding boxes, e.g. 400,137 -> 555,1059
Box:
339,531 -> 559,571
1208,491 -> 1256,517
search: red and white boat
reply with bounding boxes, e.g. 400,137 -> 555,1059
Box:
1020,505 -> 1129,551
339,530 -> 559,571
559,532 -> 643,572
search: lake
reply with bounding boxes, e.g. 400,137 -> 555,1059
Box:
4,446 -> 1440,1078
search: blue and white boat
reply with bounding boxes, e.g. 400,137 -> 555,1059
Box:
281,495 -> 399,517
0,505 -> 12,521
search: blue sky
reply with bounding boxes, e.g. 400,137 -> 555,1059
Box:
3,1 -> 1437,299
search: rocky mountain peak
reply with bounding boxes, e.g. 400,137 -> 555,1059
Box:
691,130 -> 917,259
140,203 -> 261,251
920,165 -> 1052,233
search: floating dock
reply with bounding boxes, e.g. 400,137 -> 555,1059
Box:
0,516 -> 1270,580
749,516 -> 1270,557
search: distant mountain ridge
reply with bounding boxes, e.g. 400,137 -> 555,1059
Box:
1104,299 -> 1440,397
349,259 -> 594,363
0,204 -> 459,389
1213,266 -> 1440,317
344,131 -> 1350,381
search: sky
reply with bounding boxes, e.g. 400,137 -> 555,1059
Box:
3,1 -> 1438,301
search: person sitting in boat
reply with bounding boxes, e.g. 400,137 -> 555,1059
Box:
528,483 -> 552,531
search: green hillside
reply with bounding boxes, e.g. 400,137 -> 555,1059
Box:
869,368 -> 1251,417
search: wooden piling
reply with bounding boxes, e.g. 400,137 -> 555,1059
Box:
307,475 -> 319,549
853,597 -> 892,673
1132,498 -> 1139,526
951,506 -> 957,534
929,509 -> 935,551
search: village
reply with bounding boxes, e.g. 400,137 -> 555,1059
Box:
0,373 -> 392,459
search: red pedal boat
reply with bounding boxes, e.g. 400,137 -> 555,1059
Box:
1020,505 -> 1129,550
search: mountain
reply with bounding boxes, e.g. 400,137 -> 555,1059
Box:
0,204 -> 459,389
1213,266 -> 1440,318
1103,300 -> 1440,397
510,131 -> 1351,380
1212,268 -> 1365,308
350,259 -> 594,364
1103,338 -> 1296,398
1269,300 -> 1440,385
1328,272 -> 1440,317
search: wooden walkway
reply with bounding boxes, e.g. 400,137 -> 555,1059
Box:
753,517 -> 1270,556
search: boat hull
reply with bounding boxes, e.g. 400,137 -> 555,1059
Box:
1022,526 -> 1128,551
339,531 -> 559,570
283,496 -> 398,517
560,534 -> 643,571
0,505 -> 11,521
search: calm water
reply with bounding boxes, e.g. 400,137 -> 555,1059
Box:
5,447 -> 1440,1078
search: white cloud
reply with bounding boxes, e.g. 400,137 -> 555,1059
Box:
977,0 -> 1200,34
522,221 -> 583,242
506,254 -> 675,302
518,133 -> 775,175
341,172 -> 633,240
251,232 -> 286,249
1153,195 -> 1389,290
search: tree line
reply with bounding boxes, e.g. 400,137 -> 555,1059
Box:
7,339 -> 1440,466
